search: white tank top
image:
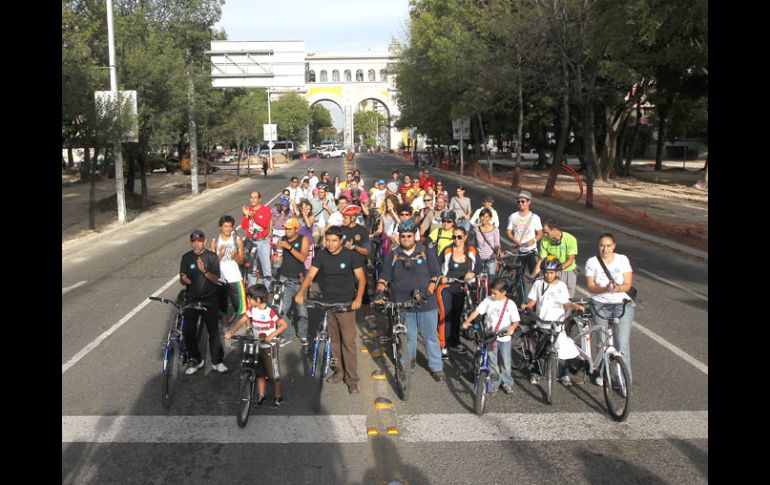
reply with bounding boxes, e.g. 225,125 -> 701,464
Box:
216,235 -> 242,283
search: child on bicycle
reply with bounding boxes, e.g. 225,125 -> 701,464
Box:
520,256 -> 584,386
226,284 -> 288,408
461,278 -> 521,395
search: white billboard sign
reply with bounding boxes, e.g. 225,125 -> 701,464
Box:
263,124 -> 277,142
94,90 -> 139,142
452,117 -> 470,140
208,40 -> 306,88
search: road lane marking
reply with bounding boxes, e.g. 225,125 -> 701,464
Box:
62,411 -> 707,443
636,268 -> 708,302
574,287 -> 708,375
62,281 -> 87,295
62,415 -> 368,443
61,275 -> 179,374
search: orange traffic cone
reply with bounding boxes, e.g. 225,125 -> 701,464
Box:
302,153 -> 308,160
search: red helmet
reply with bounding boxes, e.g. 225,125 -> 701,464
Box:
341,205 -> 362,217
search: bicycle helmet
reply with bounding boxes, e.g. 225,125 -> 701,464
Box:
341,205 -> 362,217
540,255 -> 562,272
397,219 -> 419,233
316,183 -> 329,191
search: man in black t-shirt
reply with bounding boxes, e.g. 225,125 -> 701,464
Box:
339,205 -> 372,321
179,229 -> 228,375
295,226 -> 366,393
276,218 -> 310,346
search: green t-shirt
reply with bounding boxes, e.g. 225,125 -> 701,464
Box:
429,227 -> 454,256
539,231 -> 578,271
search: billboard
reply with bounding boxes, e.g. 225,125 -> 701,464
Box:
208,40 -> 306,88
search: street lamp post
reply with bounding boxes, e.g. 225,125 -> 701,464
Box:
106,0 -> 127,224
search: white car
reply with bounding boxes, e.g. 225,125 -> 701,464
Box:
320,146 -> 345,158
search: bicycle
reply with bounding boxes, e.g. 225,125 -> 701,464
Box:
374,296 -> 420,401
511,310 -> 566,405
305,300 -> 353,408
149,295 -> 207,409
564,298 -> 631,421
229,333 -> 267,427
496,249 -> 530,305
469,325 -> 509,416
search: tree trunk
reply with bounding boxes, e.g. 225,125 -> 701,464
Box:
544,65 -> 570,197
623,102 -> 642,176
139,150 -> 148,211
236,141 -> 242,177
477,113 -> 491,179
512,54 -> 524,189
654,96 -> 674,171
89,147 -> 99,230
67,147 -> 74,169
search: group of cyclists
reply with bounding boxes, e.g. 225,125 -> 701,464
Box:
176,162 -> 636,406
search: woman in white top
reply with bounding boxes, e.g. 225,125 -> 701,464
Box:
584,233 -> 635,386
372,194 -> 400,259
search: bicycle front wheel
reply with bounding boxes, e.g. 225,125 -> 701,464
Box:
545,351 -> 557,405
161,338 -> 182,409
603,354 -> 630,422
395,333 -> 411,401
237,373 -> 254,428
474,370 -> 489,416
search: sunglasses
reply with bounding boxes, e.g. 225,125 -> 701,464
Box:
442,219 -> 454,223
423,198 -> 433,202
517,199 -> 529,203
452,235 -> 465,239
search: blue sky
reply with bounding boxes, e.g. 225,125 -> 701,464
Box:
215,0 -> 412,52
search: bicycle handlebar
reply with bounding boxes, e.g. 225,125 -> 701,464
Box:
374,299 -> 420,310
306,300 -> 353,312
520,309 -> 567,331
148,296 -> 207,312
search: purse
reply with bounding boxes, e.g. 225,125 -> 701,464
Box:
596,256 -> 637,301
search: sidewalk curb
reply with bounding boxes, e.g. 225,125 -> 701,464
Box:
62,162 -> 302,254
403,159 -> 708,261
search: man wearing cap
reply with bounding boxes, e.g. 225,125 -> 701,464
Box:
241,191 -> 273,289
506,190 -> 543,277
470,195 -> 500,228
419,194 -> 448,241
295,226 -> 367,393
534,218 -> 579,297
374,220 -> 445,382
179,230 -> 228,374
306,168 -> 319,191
277,217 -> 310,346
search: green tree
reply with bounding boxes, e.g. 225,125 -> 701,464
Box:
270,92 -> 313,143
310,103 -> 334,146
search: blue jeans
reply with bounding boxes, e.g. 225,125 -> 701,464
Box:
246,238 -> 272,290
487,339 -> 513,389
402,309 -> 443,373
484,258 -> 497,278
591,300 -> 635,385
280,280 -> 308,340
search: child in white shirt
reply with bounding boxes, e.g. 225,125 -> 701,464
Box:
521,256 -> 584,386
227,284 -> 288,408
462,278 -> 521,394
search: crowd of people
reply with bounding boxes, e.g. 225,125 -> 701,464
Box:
176,164 -> 636,405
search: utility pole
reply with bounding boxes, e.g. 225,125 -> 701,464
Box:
267,87 -> 273,171
188,64 -> 199,195
106,0 -> 127,224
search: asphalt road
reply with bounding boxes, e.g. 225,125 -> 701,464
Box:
62,153 -> 708,484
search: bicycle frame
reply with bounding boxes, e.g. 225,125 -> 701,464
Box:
569,306 -> 625,379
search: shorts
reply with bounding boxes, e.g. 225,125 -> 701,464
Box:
257,342 -> 281,381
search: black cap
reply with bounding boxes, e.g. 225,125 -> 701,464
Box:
441,211 -> 456,222
190,229 -> 205,240
483,195 -> 494,202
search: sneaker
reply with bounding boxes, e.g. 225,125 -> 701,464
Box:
559,375 -> 572,387
255,395 -> 267,406
348,383 -> 360,394
501,383 -> 514,394
270,397 -> 285,409
212,362 -> 229,373
279,337 -> 294,347
529,373 -> 540,385
593,375 -> 604,387
441,348 -> 449,360
300,337 -> 309,346
185,359 -> 205,375
431,370 -> 446,382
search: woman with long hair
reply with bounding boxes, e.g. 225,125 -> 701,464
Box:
372,194 -> 400,259
297,199 -> 316,270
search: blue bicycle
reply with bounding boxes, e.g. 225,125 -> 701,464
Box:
149,294 -> 206,409
306,300 -> 352,410
470,325 -> 510,416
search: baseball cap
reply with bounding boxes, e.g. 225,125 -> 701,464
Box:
190,229 -> 205,240
284,218 -> 300,229
518,190 -> 532,200
377,179 -> 385,185
483,195 -> 494,202
307,167 -> 315,172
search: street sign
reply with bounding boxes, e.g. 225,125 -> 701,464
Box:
267,141 -> 275,149
452,117 -> 470,140
263,124 -> 277,141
